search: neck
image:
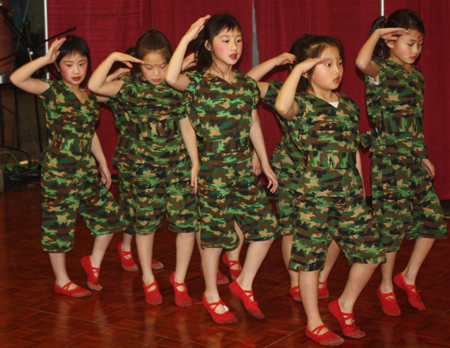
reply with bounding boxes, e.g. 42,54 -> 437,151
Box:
388,55 -> 413,73
307,88 -> 337,103
207,59 -> 234,82
62,79 -> 82,92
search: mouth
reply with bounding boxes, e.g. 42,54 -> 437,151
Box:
72,77 -> 81,81
230,54 -> 237,60
333,77 -> 341,84
410,56 -> 417,60
152,78 -> 162,83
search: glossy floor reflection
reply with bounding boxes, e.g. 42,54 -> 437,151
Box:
1,183 -> 449,347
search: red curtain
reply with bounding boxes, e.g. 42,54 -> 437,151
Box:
46,0 -> 450,200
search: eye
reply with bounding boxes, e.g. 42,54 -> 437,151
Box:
160,64 -> 167,69
407,44 -> 414,47
325,63 -> 331,67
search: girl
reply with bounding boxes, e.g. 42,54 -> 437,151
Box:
166,14 -> 279,324
89,29 -> 199,307
10,35 -> 124,297
105,48 -> 164,273
356,9 -> 447,316
247,48 -> 342,303
276,34 -> 385,346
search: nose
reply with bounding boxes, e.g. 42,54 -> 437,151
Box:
153,66 -> 160,75
230,40 -> 237,51
74,64 -> 80,74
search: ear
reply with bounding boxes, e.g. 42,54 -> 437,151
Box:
385,39 -> 395,50
204,40 -> 211,52
54,62 -> 60,72
302,71 -> 309,79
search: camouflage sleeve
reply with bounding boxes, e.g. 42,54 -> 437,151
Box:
364,57 -> 385,124
111,75 -> 132,109
360,127 -> 378,148
38,78 -> 55,101
249,77 -> 260,110
262,80 -> 283,108
184,71 -> 202,128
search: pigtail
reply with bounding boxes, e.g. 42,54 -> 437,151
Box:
370,16 -> 387,59
192,29 -> 211,71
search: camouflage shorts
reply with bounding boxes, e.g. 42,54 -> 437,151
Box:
41,169 -> 124,253
290,181 -> 385,272
372,154 -> 447,252
198,158 -> 278,249
117,167 -> 135,236
272,146 -> 296,236
133,161 -> 198,235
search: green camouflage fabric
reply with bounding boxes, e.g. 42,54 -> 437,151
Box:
39,79 -> 124,252
365,58 -> 447,250
288,93 -> 385,271
114,76 -> 197,235
263,80 -> 303,236
185,70 -> 278,248
371,154 -> 447,252
365,58 -> 428,158
107,86 -> 136,235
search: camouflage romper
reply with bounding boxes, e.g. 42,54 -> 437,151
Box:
364,58 -> 447,252
185,70 -> 278,249
262,81 -> 303,236
107,84 -> 135,235
289,93 -> 385,271
113,76 -> 198,235
39,79 -> 124,253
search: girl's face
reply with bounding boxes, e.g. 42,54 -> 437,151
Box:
58,52 -> 88,87
209,27 -> 243,67
387,29 -> 424,67
141,51 -> 167,86
308,45 -> 343,94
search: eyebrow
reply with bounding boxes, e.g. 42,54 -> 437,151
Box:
63,59 -> 87,63
219,34 -> 243,38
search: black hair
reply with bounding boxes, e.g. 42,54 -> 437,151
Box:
55,35 -> 90,67
135,29 -> 172,62
291,34 -> 344,93
123,46 -> 140,76
370,9 -> 425,59
192,13 -> 242,70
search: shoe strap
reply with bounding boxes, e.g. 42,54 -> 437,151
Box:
291,286 -> 299,292
244,289 -> 258,304
143,280 -> 158,292
208,298 -> 230,313
341,311 -> 354,321
311,325 -> 327,336
62,281 -> 74,290
228,260 -> 242,268
318,279 -> 328,286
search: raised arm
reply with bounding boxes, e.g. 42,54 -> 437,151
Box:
249,109 -> 278,193
356,28 -> 410,79
247,53 -> 295,98
165,15 -> 210,91
275,57 -> 327,119
88,52 -> 143,97
10,38 -> 66,95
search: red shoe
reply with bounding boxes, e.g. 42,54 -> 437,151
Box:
394,272 -> 426,311
136,257 -> 165,270
203,293 -> 238,324
118,243 -> 138,272
289,286 -> 302,302
377,285 -> 401,316
152,258 -> 164,270
229,280 -> 265,319
328,299 -> 366,338
221,253 -> 242,280
81,256 -> 102,291
318,278 -> 330,299
170,272 -> 200,307
54,281 -> 91,298
305,325 -> 344,346
143,281 -> 163,305
201,266 -> 230,285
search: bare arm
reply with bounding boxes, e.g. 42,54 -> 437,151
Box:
247,53 -> 295,98
165,15 -> 210,91
10,38 -> 66,95
88,52 -> 142,97
180,117 -> 199,193
91,132 -> 112,189
249,109 -> 278,193
356,28 -> 410,79
275,57 -> 327,119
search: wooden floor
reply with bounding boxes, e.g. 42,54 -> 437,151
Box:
1,182 -> 450,348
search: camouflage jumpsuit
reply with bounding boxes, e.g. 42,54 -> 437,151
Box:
107,84 -> 135,235
39,79 -> 124,253
113,76 -> 198,235
364,58 -> 447,252
289,93 -> 385,271
262,81 -> 303,236
185,70 -> 278,249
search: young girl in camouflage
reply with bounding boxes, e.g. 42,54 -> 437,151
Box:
356,9 -> 447,316
276,34 -> 385,346
89,30 -> 200,308
247,47 -> 341,303
166,14 -> 279,324
105,48 -> 164,273
10,35 -> 124,298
